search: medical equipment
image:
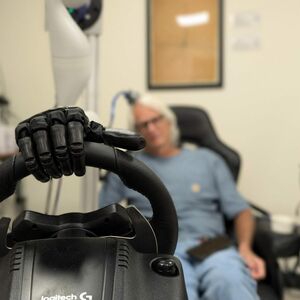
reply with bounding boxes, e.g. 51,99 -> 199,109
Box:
45,0 -> 101,107
45,0 -> 102,212
0,142 -> 187,300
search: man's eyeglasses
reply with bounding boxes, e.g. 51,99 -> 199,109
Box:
135,115 -> 164,131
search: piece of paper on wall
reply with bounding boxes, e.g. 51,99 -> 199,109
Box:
230,11 -> 261,28
231,35 -> 261,51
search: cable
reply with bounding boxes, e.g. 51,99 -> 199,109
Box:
123,90 -> 139,105
108,91 -> 126,127
52,178 -> 63,215
100,90 -> 139,181
45,179 -> 53,214
108,90 -> 139,128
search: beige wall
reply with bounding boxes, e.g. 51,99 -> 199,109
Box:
0,0 -> 300,217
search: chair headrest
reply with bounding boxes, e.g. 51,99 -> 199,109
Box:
170,106 -> 241,182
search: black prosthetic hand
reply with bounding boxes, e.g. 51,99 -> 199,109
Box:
15,107 -> 145,182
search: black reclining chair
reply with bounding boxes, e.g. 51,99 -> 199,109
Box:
170,105 -> 284,300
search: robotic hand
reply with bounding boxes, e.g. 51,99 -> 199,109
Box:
15,107 -> 145,183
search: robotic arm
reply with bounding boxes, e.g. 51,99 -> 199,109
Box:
45,0 -> 102,106
45,0 -> 103,211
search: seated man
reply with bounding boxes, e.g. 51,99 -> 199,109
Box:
100,95 -> 266,300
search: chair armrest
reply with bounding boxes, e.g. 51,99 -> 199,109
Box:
253,222 -> 284,300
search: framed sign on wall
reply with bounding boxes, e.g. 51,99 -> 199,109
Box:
147,0 -> 223,89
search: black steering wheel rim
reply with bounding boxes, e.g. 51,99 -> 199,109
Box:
0,142 -> 178,254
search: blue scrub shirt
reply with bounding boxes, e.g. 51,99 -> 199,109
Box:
99,147 -> 249,241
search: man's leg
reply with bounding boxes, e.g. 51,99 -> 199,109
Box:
176,240 -> 200,300
195,247 -> 259,300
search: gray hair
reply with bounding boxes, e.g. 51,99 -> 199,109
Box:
129,94 -> 180,146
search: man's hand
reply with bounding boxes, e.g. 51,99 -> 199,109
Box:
239,246 -> 266,280
234,209 -> 266,280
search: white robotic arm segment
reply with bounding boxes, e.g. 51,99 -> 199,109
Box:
62,0 -> 91,9
45,0 -> 92,106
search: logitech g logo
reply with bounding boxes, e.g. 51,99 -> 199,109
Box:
41,292 -> 92,300
79,292 -> 92,300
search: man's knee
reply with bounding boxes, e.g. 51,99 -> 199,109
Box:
199,267 -> 257,300
201,268 -> 244,288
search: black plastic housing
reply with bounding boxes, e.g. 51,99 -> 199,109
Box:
0,142 -> 187,299
0,237 -> 187,300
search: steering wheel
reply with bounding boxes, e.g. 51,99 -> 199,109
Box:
0,142 -> 178,254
